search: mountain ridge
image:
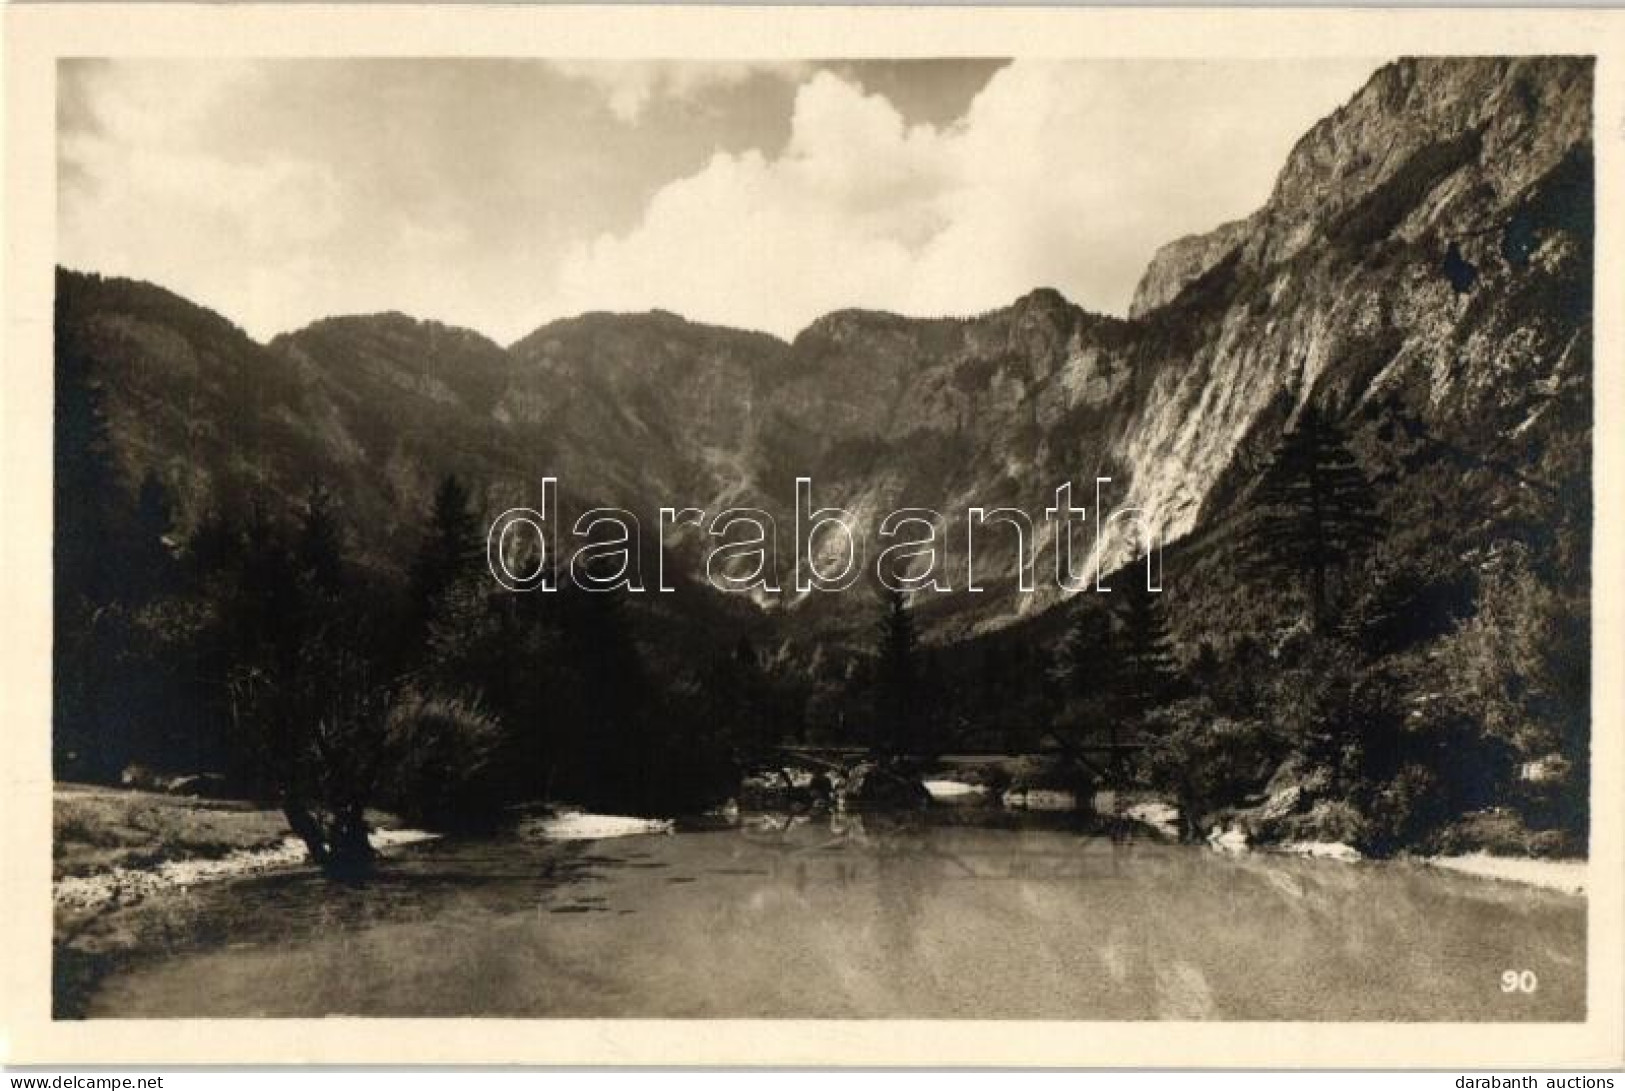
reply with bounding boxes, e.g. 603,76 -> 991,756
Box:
54,54 -> 1594,646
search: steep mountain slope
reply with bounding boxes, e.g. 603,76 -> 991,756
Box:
503,310 -> 794,512
1119,56 -> 1590,548
56,56 -> 1593,649
56,278 -> 550,571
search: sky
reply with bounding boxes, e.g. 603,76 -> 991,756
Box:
58,57 -> 1382,344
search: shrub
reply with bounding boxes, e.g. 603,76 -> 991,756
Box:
1277,799 -> 1370,846
1361,763 -> 1445,856
1436,548 -> 1588,758
1431,807 -> 1579,858
383,692 -> 506,831
1266,638 -> 1407,798
1140,698 -> 1283,841
1431,547 -> 1588,845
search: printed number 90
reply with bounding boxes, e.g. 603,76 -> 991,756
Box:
1500,970 -> 1538,994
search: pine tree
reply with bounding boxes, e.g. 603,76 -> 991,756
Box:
1115,584 -> 1178,712
236,499 -> 304,676
700,635 -> 770,763
1076,585 -> 1179,777
729,636 -> 776,756
55,342 -> 126,613
1059,606 -> 1113,701
186,503 -> 244,576
295,482 -> 345,596
1247,402 -> 1382,629
408,474 -> 483,646
53,340 -> 131,778
1051,605 -> 1115,756
555,558 -> 654,811
873,587 -> 923,759
734,634 -> 760,673
127,470 -> 177,602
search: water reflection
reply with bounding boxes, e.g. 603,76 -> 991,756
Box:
73,807 -> 1586,1021
719,808 -> 1138,885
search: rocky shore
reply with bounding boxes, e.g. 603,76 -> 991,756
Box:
1423,853 -> 1587,896
732,762 -> 1588,898
55,827 -> 440,912
53,784 -> 438,912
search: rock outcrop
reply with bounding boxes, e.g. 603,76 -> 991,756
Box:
56,57 -> 1592,649
1129,217 -> 1251,319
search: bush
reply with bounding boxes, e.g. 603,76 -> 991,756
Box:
1266,638 -> 1408,797
1430,548 -> 1588,846
1436,548 -> 1588,759
383,692 -> 506,831
1276,799 -> 1370,846
1361,763 -> 1444,856
1140,698 -> 1283,841
1431,807 -> 1580,858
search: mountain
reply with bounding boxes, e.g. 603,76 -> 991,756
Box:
55,56 -> 1593,650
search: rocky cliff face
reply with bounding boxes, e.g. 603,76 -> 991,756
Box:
1129,218 -> 1251,319
1105,55 -> 1590,586
56,56 -> 1593,645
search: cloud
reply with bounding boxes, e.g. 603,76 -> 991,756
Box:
58,58 -> 1380,342
543,59 -> 1380,337
547,60 -> 809,123
59,61 -> 348,335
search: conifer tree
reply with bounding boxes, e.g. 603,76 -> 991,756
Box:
555,557 -> 654,811
53,342 -> 132,778
127,470 -> 177,602
1059,606 -> 1113,702
295,482 -> 345,596
1115,584 -> 1179,712
873,587 -> 923,759
1075,585 -> 1180,778
407,474 -> 483,645
1247,402 -> 1382,629
55,342 -> 126,613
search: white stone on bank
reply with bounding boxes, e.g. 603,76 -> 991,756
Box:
1124,801 -> 1181,838
1275,841 -> 1363,861
1001,788 -> 1078,811
526,810 -> 675,841
1425,852 -> 1586,896
1206,824 -> 1249,853
922,779 -> 987,799
53,827 -> 440,911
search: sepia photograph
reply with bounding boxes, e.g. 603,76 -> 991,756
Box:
3,1 -> 1623,1072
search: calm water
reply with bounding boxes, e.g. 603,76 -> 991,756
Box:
78,810 -> 1585,1020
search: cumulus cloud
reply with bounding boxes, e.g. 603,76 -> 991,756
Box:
59,58 -> 1379,342
544,59 -> 1379,337
59,61 -> 348,335
547,60 -> 810,123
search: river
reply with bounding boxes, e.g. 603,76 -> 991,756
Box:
70,809 -> 1585,1020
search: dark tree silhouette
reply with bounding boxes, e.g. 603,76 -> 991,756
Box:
128,470 -> 178,602
1059,607 -> 1112,702
554,560 -> 658,813
1052,588 -> 1177,781
216,501 -> 398,875
702,636 -> 779,764
1051,605 -> 1112,738
54,341 -> 125,610
407,474 -> 483,645
1114,584 -> 1179,713
54,339 -> 133,778
872,588 -> 924,759
1246,402 -> 1382,629
230,624 -> 392,876
295,482 -> 346,596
